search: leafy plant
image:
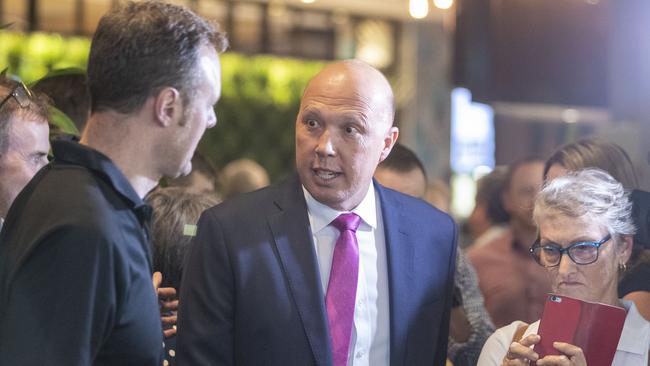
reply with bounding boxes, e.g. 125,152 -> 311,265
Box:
0,31 -> 325,180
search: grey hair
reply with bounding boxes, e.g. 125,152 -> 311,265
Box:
533,168 -> 636,237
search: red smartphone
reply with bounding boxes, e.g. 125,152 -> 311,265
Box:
533,294 -> 625,366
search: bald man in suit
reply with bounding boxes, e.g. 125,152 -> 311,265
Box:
178,60 -> 457,366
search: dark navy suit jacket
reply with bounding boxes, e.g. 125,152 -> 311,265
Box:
177,175 -> 457,365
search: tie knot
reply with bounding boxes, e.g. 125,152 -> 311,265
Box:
330,213 -> 361,233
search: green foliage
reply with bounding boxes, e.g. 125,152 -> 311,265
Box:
205,54 -> 324,180
48,105 -> 80,137
0,31 -> 325,180
0,32 -> 90,83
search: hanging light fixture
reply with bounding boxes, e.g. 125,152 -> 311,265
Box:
409,0 -> 429,19
433,0 -> 454,10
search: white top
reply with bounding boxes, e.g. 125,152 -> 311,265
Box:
477,300 -> 650,366
303,183 -> 390,366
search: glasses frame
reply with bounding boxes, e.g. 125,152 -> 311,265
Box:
0,80 -> 33,111
529,233 -> 612,267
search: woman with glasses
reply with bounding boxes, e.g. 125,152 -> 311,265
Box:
477,169 -> 650,366
544,138 -> 650,321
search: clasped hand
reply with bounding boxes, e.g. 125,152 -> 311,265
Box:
501,334 -> 587,366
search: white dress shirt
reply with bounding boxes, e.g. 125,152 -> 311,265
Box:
303,184 -> 390,366
477,300 -> 650,366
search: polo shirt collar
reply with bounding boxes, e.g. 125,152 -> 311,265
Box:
302,181 -> 377,233
617,299 -> 650,355
51,136 -> 152,223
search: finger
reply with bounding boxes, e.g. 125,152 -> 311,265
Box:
536,354 -> 571,366
519,334 -> 541,347
163,327 -> 177,339
505,341 -> 539,362
157,286 -> 177,298
160,300 -> 179,312
162,314 -> 177,326
553,342 -> 585,360
152,272 -> 162,290
501,356 -> 531,366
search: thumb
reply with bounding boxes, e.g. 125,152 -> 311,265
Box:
152,271 -> 162,290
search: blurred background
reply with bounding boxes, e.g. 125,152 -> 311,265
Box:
1,0 -> 649,219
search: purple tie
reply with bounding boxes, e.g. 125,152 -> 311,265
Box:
326,213 -> 361,366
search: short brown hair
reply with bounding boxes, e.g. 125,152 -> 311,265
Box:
146,187 -> 219,289
543,138 -> 639,189
87,1 -> 228,114
0,76 -> 50,155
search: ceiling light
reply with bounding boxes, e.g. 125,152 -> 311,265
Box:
433,0 -> 453,10
409,0 -> 429,19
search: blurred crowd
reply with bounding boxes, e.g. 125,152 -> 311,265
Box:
0,1 -> 648,366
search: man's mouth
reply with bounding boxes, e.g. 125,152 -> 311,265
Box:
313,168 -> 341,180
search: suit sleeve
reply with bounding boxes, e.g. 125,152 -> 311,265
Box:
433,217 -> 458,366
177,210 -> 235,366
0,226 -> 118,366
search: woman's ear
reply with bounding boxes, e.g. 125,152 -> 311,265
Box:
618,235 -> 634,266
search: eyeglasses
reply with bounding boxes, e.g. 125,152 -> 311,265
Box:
0,80 -> 33,111
529,234 -> 612,267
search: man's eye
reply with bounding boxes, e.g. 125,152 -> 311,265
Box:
306,119 -> 318,128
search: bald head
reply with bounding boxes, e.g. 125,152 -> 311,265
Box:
302,60 -> 395,129
295,59 -> 399,211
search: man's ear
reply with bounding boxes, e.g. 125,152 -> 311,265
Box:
153,87 -> 181,127
379,126 -> 399,163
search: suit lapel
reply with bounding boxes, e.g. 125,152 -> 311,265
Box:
376,183 -> 414,366
267,176 -> 333,366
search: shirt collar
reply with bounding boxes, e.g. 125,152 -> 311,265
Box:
302,182 -> 378,233
51,136 -> 152,224
617,299 -> 650,355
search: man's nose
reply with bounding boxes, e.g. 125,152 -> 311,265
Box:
315,130 -> 335,157
207,109 -> 217,129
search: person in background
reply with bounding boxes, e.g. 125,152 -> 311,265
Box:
178,60 -> 457,366
0,2 -> 227,364
219,158 -> 270,199
467,157 -> 551,328
374,143 -> 494,366
466,167 -> 510,248
544,138 -> 650,320
478,169 -> 650,366
167,152 -> 220,196
425,179 -> 452,213
0,76 -> 50,228
146,187 -> 220,366
32,68 -> 90,133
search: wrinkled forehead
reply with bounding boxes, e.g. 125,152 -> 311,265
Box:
535,207 -> 606,236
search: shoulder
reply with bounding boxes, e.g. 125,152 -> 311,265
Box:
467,228 -> 513,262
204,179 -> 288,223
376,183 -> 455,230
17,161 -> 127,224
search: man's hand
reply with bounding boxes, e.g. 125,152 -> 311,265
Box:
536,342 -> 586,366
152,271 -> 179,339
501,334 -> 541,366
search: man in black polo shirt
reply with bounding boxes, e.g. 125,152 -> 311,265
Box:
0,2 -> 228,365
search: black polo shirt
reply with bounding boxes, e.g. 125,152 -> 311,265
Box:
0,137 -> 162,365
